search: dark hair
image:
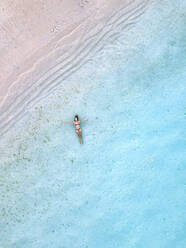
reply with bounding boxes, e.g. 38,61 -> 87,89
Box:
74,115 -> 79,121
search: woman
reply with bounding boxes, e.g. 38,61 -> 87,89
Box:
63,115 -> 88,144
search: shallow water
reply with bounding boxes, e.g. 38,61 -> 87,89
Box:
0,1 -> 186,247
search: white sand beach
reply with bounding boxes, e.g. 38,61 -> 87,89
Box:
0,0 -> 147,136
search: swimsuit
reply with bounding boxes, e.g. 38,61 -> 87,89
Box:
74,121 -> 81,133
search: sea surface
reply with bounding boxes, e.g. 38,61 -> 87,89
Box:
0,1 -> 186,247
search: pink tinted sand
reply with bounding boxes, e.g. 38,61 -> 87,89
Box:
0,0 -> 146,135
0,0 -> 124,101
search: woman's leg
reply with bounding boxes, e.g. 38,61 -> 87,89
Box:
76,131 -> 81,143
77,130 -> 83,144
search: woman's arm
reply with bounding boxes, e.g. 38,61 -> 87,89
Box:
80,119 -> 88,123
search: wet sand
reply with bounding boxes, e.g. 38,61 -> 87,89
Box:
0,0 -> 148,136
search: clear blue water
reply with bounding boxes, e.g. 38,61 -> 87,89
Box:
1,1 -> 186,247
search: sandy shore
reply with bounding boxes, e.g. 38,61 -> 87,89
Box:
0,0 -> 148,136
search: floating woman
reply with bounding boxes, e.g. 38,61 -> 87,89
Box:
63,115 -> 88,144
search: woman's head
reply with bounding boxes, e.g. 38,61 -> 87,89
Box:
74,115 -> 79,121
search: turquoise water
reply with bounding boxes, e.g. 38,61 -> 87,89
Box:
1,1 -> 186,247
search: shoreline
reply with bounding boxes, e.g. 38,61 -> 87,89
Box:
0,0 -> 147,137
